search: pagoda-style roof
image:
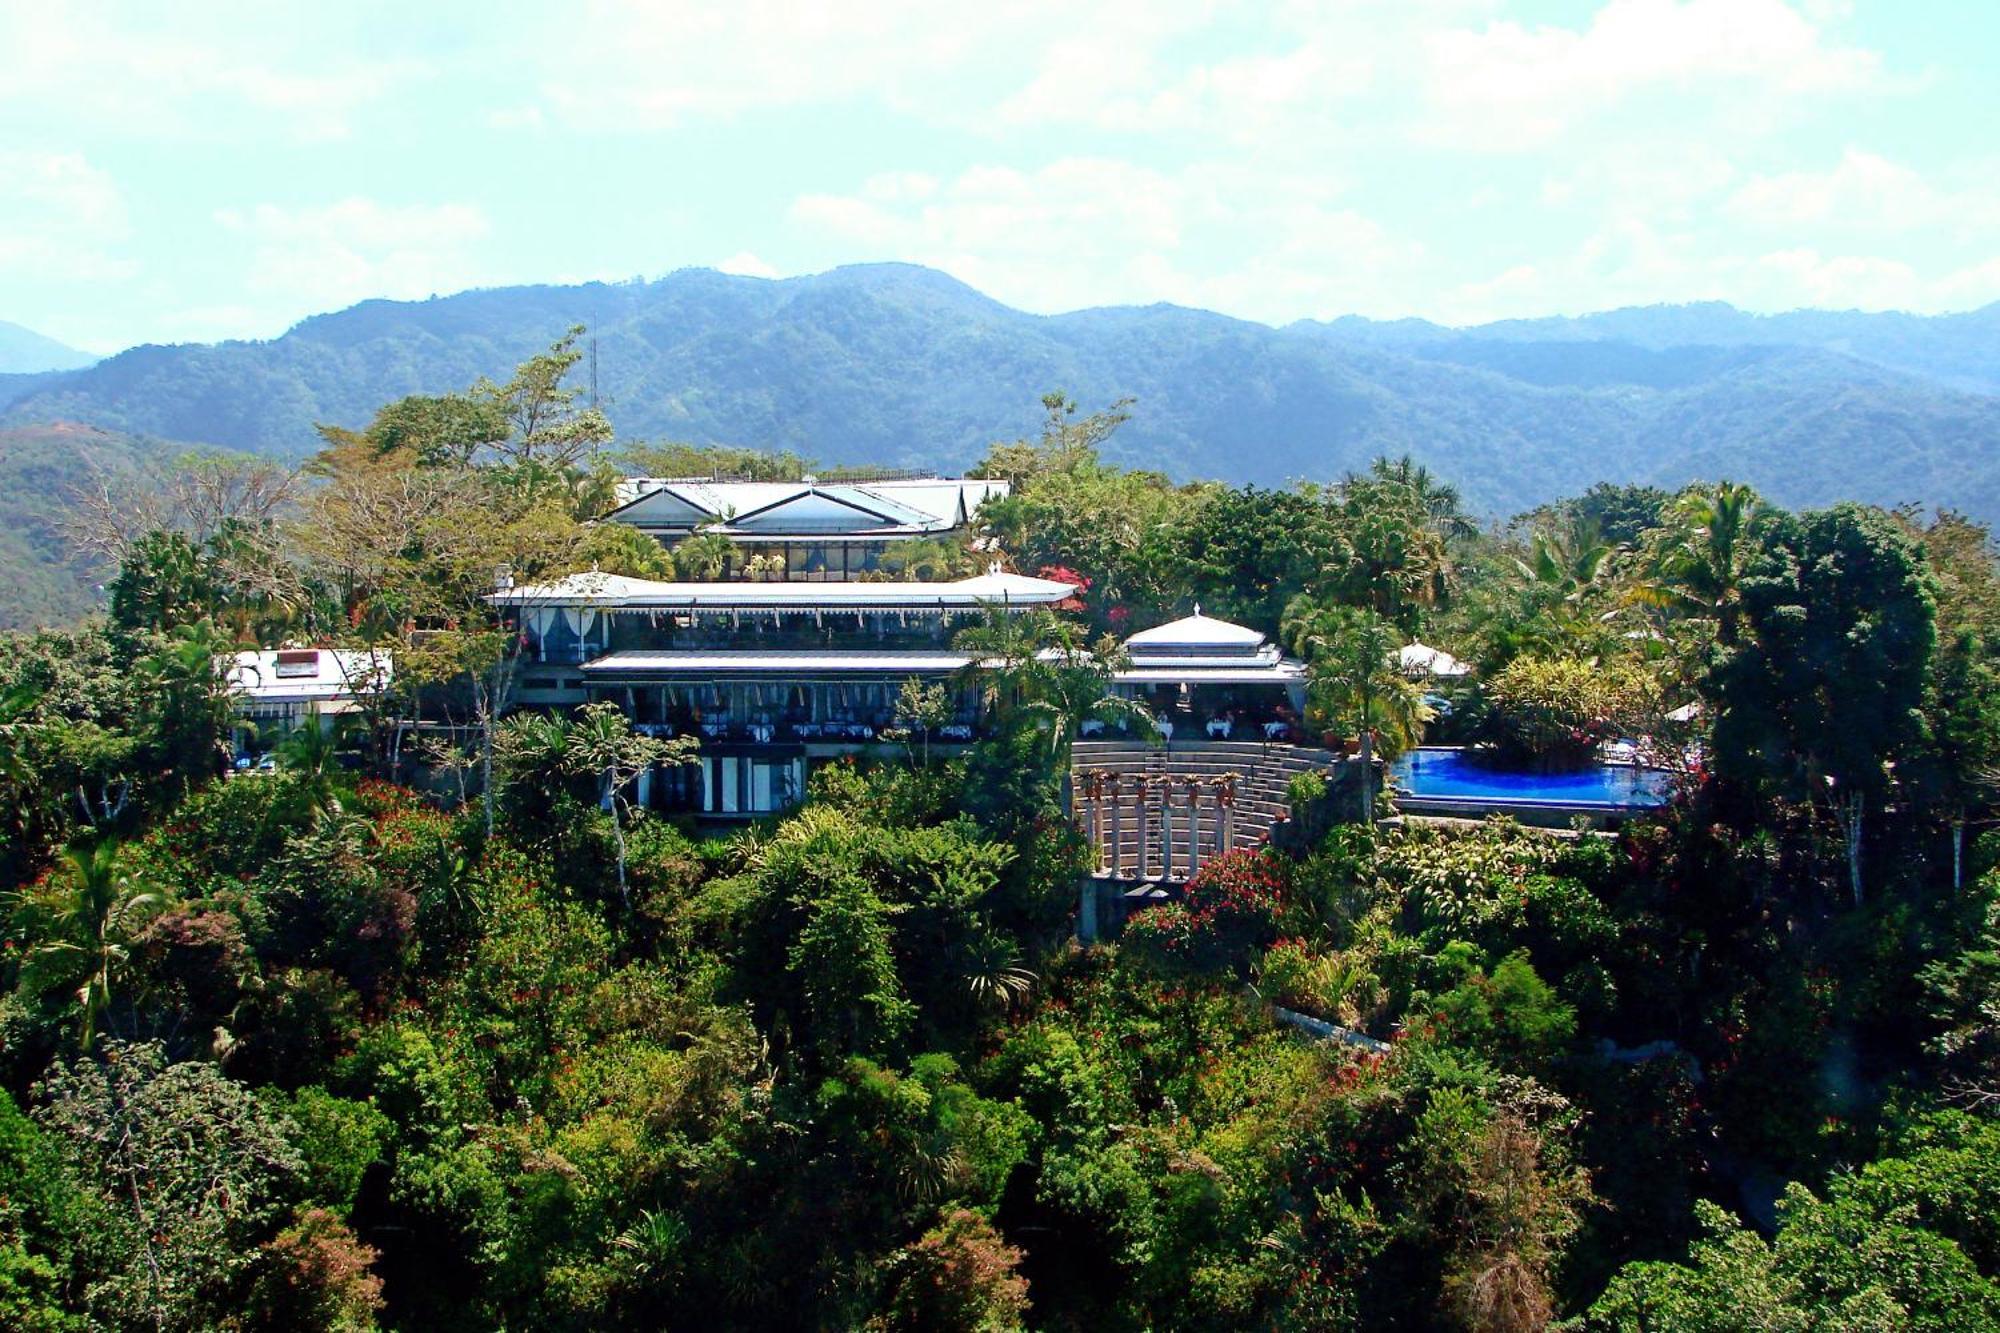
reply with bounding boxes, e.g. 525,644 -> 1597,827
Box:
1124,608 -> 1269,655
1117,608 -> 1304,686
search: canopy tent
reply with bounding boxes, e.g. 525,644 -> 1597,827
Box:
1398,642 -> 1472,678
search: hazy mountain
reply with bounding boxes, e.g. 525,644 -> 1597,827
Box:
4,262 -> 2000,537
0,320 -> 97,374
1298,299 -> 2000,396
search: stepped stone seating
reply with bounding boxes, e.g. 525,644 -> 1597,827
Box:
1071,739 -> 1345,882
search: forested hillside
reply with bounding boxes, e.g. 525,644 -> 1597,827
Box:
0,423 -> 190,629
3,354 -> 2000,1329
6,265 -> 1999,524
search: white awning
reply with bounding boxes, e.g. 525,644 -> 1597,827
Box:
490,566 -> 1075,613
1114,665 -> 1306,686
1124,608 -> 1267,652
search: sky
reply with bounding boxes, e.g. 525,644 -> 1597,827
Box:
4,0 -> 1998,354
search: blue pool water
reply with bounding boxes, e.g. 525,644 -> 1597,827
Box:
1391,747 -> 1672,808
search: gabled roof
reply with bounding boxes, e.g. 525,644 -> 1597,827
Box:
605,476 -> 1008,536
1124,609 -> 1268,651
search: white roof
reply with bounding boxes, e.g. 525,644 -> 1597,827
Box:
1114,662 -> 1306,686
607,476 -> 1008,536
1123,609 -> 1268,651
222,648 -> 392,703
583,650 -> 974,675
1399,642 -> 1472,677
489,566 -> 1075,612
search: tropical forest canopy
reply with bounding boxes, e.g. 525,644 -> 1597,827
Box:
3,339 -> 2000,1330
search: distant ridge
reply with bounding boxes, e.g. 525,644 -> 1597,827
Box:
0,320 -> 97,374
5,263 -> 2000,524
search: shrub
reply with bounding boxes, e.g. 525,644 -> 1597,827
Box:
1479,656 -> 1653,771
874,1208 -> 1030,1332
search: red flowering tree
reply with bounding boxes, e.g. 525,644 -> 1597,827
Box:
1037,564 -> 1090,613
1121,849 -> 1289,975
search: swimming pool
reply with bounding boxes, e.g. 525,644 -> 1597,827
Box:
1390,747 -> 1673,808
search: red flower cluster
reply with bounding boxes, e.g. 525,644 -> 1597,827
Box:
1123,850 -> 1289,969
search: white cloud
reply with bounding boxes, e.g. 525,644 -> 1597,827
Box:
530,0 -> 1089,129
0,150 -> 136,281
1421,0 -> 1880,148
792,158 -> 1425,323
715,251 -> 781,279
214,199 -> 492,320
1727,149 -> 2000,231
0,4 -> 424,141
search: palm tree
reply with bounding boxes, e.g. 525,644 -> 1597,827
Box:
1370,454 -> 1479,542
1283,597 -> 1433,823
273,705 -> 349,812
1632,481 -> 1765,646
1507,516 -> 1619,657
22,839 -> 161,1048
1335,475 -> 1456,627
953,607 -> 1152,761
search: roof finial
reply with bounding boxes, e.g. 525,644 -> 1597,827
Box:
1194,602 -> 1202,617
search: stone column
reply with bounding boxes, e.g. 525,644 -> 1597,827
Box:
1160,781 -> 1175,883
1136,778 -> 1152,881
1082,773 -> 1105,872
1108,776 -> 1123,878
1184,772 -> 1200,876
1219,775 -> 1237,855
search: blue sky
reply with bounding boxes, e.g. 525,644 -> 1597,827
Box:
4,0 -> 1998,353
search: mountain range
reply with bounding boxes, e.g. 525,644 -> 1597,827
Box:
0,320 -> 97,375
2,263 -> 1999,626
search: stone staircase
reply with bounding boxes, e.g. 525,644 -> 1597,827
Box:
1070,739 -> 1347,882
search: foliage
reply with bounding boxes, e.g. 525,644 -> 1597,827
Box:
34,1042 -> 303,1329
4,372 -> 2000,1330
1478,655 -> 1653,770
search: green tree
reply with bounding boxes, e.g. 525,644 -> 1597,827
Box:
1712,503 -> 1936,904
16,840 -> 161,1049
670,531 -> 736,580
106,532 -> 222,636
476,326 -> 614,470
34,1042 -> 304,1331
1283,599 -> 1431,821
1634,480 -> 1767,647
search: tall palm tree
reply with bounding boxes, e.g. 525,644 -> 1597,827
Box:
1632,481 -> 1765,646
1283,597 -> 1433,823
1506,516 -> 1620,657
